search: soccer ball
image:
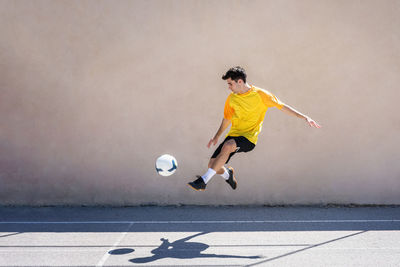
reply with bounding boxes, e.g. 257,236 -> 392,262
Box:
155,154 -> 178,176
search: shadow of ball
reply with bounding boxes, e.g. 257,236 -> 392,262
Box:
108,248 -> 135,255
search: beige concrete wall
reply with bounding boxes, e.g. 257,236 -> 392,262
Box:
0,0 -> 399,205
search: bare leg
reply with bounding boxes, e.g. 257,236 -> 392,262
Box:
208,139 -> 237,174
208,159 -> 225,174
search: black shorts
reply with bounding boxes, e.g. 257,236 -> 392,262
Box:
211,136 -> 256,164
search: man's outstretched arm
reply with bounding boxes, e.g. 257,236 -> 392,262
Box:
281,104 -> 321,128
207,118 -> 231,148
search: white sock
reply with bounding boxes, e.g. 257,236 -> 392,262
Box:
201,168 -> 216,184
221,167 -> 229,180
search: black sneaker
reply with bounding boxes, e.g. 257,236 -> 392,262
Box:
225,167 -> 237,190
188,176 -> 206,191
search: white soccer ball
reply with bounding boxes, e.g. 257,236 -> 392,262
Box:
155,154 -> 178,176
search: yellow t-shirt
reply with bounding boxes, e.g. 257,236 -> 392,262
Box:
223,85 -> 284,144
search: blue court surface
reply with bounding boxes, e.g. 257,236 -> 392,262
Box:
0,206 -> 399,266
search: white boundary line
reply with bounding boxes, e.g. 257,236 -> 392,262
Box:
0,220 -> 399,224
95,222 -> 132,267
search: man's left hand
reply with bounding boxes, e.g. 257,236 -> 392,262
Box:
306,117 -> 321,128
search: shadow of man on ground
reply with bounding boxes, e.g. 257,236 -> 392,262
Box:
130,232 -> 261,264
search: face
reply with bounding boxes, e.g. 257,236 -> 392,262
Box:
226,78 -> 242,93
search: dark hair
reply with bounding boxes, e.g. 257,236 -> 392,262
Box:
222,66 -> 247,83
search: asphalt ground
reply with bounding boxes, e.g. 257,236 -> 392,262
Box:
0,206 -> 399,266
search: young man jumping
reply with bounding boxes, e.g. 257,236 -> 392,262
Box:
188,66 -> 321,191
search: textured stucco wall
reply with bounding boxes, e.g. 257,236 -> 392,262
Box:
0,0 -> 399,205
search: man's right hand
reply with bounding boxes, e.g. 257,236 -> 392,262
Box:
207,137 -> 218,148
207,118 -> 231,148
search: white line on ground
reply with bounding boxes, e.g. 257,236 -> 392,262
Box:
95,222 -> 132,267
0,220 -> 399,224
0,247 -> 399,251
